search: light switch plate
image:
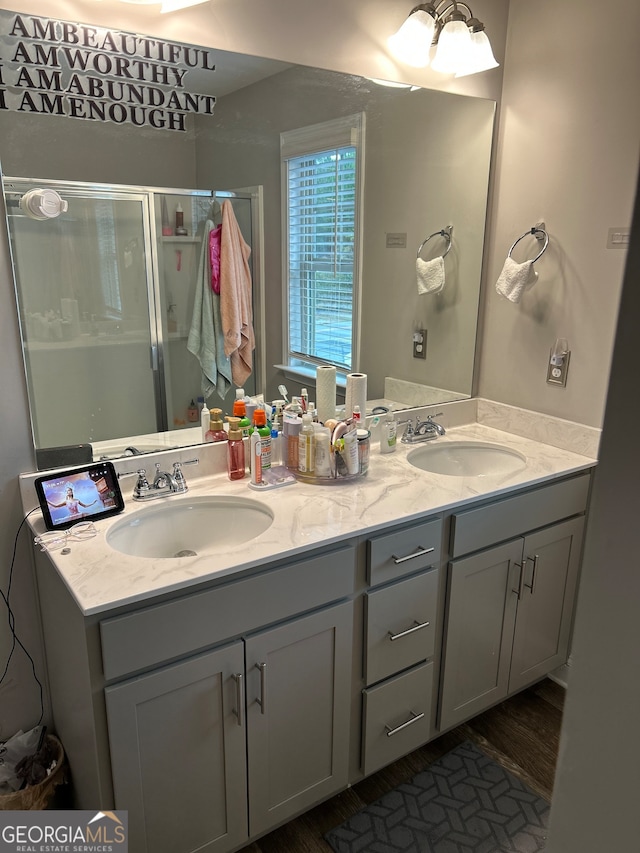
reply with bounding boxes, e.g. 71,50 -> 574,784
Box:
547,349 -> 570,386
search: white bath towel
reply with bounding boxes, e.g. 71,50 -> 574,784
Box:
495,257 -> 539,303
416,256 -> 445,295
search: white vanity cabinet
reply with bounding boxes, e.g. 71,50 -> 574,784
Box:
31,458 -> 593,853
104,601 -> 353,853
360,517 -> 443,776
439,473 -> 589,730
36,542 -> 356,853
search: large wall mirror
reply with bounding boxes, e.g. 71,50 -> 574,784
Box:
0,7 -> 495,465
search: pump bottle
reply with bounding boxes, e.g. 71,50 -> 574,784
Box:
206,409 -> 227,443
225,417 -> 245,480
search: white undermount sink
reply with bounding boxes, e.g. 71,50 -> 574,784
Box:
407,440 -> 527,477
106,495 -> 274,558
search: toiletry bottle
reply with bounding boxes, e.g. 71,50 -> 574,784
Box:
271,428 -> 281,467
175,203 -> 187,236
301,388 -> 309,412
352,405 -> 362,424
200,400 -> 210,442
298,412 -> 315,474
250,431 -> 262,485
314,426 -> 332,477
233,399 -> 251,437
187,399 -> 199,422
286,396 -> 303,416
252,408 -> 272,469
380,413 -> 397,454
206,408 -> 227,443
284,413 -> 302,470
225,417 -> 245,480
161,196 -> 173,236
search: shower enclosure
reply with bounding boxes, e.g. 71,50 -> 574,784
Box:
4,177 -> 262,455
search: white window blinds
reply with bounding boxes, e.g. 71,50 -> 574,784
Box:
282,114 -> 364,372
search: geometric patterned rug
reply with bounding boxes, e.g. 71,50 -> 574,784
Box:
325,740 -> 549,853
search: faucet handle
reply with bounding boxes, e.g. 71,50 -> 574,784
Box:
133,468 -> 150,498
396,416 -> 415,434
426,411 -> 444,420
172,461 -> 188,493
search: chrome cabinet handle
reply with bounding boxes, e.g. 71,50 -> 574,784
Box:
255,662 -> 267,715
513,560 -> 525,600
391,546 -> 435,565
385,711 -> 425,737
232,672 -> 244,728
524,554 -> 539,594
388,620 -> 430,642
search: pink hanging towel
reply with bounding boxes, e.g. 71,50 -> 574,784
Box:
209,224 -> 222,293
219,200 -> 255,386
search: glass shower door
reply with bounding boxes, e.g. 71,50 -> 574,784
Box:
5,179 -> 161,451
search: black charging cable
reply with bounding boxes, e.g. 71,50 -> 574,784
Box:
0,508 -> 44,727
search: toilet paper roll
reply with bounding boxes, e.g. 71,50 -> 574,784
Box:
345,373 -> 367,420
316,365 -> 336,424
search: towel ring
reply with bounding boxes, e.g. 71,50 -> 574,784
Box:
508,227 -> 549,264
417,226 -> 452,260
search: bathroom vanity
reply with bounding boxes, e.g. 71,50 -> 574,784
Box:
26,420 -> 594,853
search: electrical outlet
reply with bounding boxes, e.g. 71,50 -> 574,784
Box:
547,349 -> 570,386
413,329 -> 427,359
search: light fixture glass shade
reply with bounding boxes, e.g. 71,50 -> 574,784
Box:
161,0 -> 208,12
431,19 -> 473,74
388,9 -> 436,68
454,29 -> 499,77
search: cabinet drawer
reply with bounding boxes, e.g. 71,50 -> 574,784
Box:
100,544 -> 356,681
364,570 -> 437,685
451,472 -> 590,558
367,517 -> 442,587
362,661 -> 433,777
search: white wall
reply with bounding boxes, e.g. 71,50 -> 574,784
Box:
545,171 -> 640,853
479,0 -> 640,427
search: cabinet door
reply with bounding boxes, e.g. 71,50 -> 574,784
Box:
509,516 -> 584,693
439,540 -> 522,731
105,641 -> 248,853
245,600 -> 353,838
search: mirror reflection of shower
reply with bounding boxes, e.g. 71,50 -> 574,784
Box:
4,177 -> 259,452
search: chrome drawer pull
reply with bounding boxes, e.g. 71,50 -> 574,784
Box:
385,711 -> 425,737
388,620 -> 430,642
524,554 -> 539,594
232,672 -> 244,728
255,662 -> 267,715
391,546 -> 435,565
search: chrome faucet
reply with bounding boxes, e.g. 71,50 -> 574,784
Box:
132,459 -> 199,501
400,412 -> 446,444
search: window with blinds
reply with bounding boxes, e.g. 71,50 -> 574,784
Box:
282,114 -> 364,373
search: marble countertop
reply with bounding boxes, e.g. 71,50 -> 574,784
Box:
30,421 -> 596,617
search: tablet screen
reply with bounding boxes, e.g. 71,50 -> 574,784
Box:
35,461 -> 125,531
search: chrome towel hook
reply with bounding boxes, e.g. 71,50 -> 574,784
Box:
417,225 -> 453,259
508,225 -> 549,264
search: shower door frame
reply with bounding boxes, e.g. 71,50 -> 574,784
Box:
4,176 -> 264,450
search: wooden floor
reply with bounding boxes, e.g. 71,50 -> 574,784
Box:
238,678 -> 565,853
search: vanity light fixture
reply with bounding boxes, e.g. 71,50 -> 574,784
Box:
388,1 -> 498,76
116,0 -> 209,13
